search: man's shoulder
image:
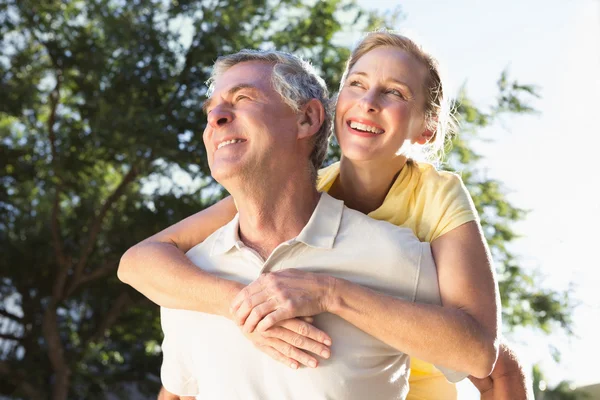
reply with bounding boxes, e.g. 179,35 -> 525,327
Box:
185,216 -> 238,258
337,203 -> 422,247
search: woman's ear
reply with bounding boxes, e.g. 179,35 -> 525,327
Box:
297,98 -> 325,140
414,129 -> 434,145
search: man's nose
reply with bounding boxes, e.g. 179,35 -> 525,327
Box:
207,106 -> 234,128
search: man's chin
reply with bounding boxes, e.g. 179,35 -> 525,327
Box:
210,164 -> 242,186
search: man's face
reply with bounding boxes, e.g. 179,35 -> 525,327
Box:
203,61 -> 300,185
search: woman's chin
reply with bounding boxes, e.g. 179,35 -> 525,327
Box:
339,145 -> 383,163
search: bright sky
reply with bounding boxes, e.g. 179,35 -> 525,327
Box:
350,0 -> 600,396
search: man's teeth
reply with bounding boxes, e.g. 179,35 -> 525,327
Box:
349,121 -> 384,134
217,139 -> 244,149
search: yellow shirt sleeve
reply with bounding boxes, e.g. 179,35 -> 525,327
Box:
424,168 -> 479,241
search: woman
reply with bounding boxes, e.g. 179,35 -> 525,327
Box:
119,31 -> 515,399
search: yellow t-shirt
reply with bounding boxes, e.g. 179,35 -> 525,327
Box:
317,160 -> 478,400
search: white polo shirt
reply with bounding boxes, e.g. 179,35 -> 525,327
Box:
161,193 -> 466,399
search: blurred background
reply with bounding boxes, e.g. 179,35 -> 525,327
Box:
0,0 -> 598,399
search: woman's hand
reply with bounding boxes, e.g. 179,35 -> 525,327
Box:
243,317 -> 332,369
468,341 -> 532,400
230,269 -> 336,333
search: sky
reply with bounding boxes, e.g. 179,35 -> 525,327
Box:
349,0 -> 600,396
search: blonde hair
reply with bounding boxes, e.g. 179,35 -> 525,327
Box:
340,30 -> 455,164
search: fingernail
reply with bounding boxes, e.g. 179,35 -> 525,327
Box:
309,360 -> 317,368
321,350 -> 330,358
324,339 -> 332,346
290,363 -> 298,369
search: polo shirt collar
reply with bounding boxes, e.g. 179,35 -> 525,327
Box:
210,214 -> 241,256
210,192 -> 345,256
295,192 -> 344,249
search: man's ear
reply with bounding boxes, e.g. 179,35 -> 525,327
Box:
297,99 -> 325,140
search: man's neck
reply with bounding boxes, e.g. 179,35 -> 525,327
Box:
229,174 -> 320,260
331,155 -> 407,215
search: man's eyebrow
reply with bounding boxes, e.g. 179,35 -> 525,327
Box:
202,83 -> 260,114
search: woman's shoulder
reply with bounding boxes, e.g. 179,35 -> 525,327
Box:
413,161 -> 465,186
409,161 -> 468,199
317,161 -> 340,192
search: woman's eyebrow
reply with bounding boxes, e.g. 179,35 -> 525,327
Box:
347,71 -> 414,96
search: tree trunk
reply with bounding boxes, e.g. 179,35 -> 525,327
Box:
52,367 -> 71,400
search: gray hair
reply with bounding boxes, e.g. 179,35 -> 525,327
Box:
207,50 -> 332,181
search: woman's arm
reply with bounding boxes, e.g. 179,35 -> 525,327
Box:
231,221 -> 500,378
469,341 -> 533,400
117,196 -> 240,314
118,196 -> 332,369
330,221 -> 499,377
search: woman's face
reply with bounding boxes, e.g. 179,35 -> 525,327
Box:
335,46 -> 429,163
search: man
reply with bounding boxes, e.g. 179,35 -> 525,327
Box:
158,49 -> 462,399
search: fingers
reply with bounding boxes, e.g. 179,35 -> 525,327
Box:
254,308 -> 292,333
233,291 -> 271,326
242,300 -> 282,333
257,343 -> 301,370
266,326 -> 331,361
278,318 -> 332,346
230,278 -> 267,314
260,337 -> 320,369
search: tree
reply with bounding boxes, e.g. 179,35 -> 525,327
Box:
0,0 -> 573,398
449,72 -> 574,334
532,364 -> 588,400
0,0 -> 367,398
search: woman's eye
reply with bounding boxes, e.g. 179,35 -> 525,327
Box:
348,80 -> 364,88
386,89 -> 404,98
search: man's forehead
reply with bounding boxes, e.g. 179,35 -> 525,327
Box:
212,61 -> 274,93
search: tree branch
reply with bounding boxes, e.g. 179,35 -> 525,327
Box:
46,71 -> 72,306
82,291 -> 131,347
64,259 -> 119,298
68,166 -> 138,295
0,361 -> 45,400
0,309 -> 23,323
0,332 -> 22,342
42,304 -> 68,374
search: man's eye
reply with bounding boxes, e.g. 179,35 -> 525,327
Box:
235,94 -> 249,102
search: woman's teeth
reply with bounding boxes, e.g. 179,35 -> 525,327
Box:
349,121 -> 384,134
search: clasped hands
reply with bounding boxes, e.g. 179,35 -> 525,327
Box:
229,269 -> 337,369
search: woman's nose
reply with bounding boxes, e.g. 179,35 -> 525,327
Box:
358,90 -> 380,113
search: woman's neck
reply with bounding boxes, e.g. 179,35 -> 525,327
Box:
331,155 -> 408,215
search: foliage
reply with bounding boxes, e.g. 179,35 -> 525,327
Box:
0,0 -> 373,398
532,364 -> 589,400
448,73 -> 573,334
0,0 -> 573,398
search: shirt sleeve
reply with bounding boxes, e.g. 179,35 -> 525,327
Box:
429,172 -> 478,241
160,308 -> 200,396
